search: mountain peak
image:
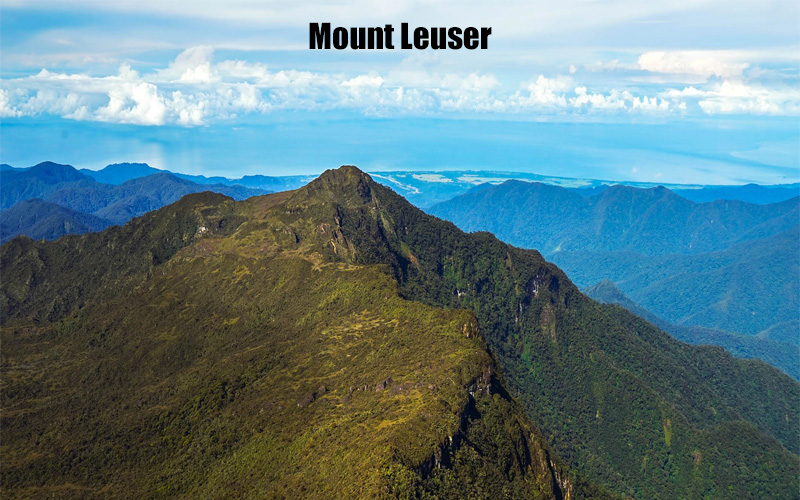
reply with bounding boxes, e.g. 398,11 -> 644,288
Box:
84,162 -> 163,184
23,161 -> 87,183
291,165 -> 377,207
316,164 -> 374,187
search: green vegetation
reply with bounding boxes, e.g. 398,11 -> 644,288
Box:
553,225 -> 799,336
1,172 -> 606,499
584,279 -> 800,381
2,166 -> 798,499
311,168 -> 800,498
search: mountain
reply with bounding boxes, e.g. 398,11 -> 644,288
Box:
0,199 -> 111,244
0,181 -> 610,500
81,162 -> 164,184
68,162 -> 800,207
370,171 -> 800,208
1,161 -> 96,210
554,225 -> 799,336
758,321 -> 800,345
2,166 -> 798,499
674,183 -> 800,205
45,172 -> 267,225
428,180 -> 799,256
584,280 -> 800,380
427,180 -> 799,340
1,163 -> 269,242
79,161 -> 315,192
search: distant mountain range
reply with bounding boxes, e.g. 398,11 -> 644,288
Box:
5,162 -> 797,211
553,225 -> 799,338
2,166 -> 797,499
370,171 -> 800,208
77,162 -> 316,192
0,162 -> 269,243
428,180 -> 798,256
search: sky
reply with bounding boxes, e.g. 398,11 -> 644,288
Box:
1,0 -> 799,184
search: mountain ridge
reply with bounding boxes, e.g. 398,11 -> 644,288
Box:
0,170 -> 608,499
2,166 -> 798,499
429,179 -> 799,255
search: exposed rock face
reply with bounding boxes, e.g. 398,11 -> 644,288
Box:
374,377 -> 393,391
298,392 -> 317,408
414,360 -> 575,500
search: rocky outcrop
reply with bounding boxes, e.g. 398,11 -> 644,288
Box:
414,361 -> 574,500
375,377 -> 393,391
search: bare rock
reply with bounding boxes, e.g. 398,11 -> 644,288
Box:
298,392 -> 317,408
375,377 -> 393,391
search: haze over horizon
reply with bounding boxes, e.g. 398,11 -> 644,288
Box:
2,0 -> 799,184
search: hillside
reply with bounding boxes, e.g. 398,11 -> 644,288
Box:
1,182 -> 607,499
80,162 -> 164,184
554,225 -> 799,336
674,184 -> 800,205
0,199 -> 111,244
584,280 -> 800,380
2,166 -> 798,499
1,161 -> 96,210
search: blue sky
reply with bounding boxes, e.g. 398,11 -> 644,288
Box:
1,0 -> 799,184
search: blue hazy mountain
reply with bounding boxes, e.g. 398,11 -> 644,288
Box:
428,180 -> 798,255
1,162 -> 269,241
553,225 -> 799,337
674,183 -> 800,205
2,161 -> 95,210
80,162 -> 163,184
81,162 -> 314,192
68,162 -> 800,207
0,199 -> 111,244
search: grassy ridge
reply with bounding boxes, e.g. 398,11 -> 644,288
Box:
1,182 -> 603,498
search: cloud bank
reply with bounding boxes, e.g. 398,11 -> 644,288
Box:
2,46 -> 798,126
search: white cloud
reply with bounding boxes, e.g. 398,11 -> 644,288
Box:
95,81 -> 167,125
2,44 -> 796,126
0,89 -> 23,118
661,81 -> 800,115
570,87 -> 628,110
637,51 -> 750,80
156,45 -> 218,83
697,81 -> 800,115
517,75 -> 571,108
